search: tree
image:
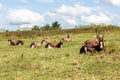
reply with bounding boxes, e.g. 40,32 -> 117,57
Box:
51,21 -> 61,30
40,21 -> 62,31
41,24 -> 51,30
32,25 -> 40,31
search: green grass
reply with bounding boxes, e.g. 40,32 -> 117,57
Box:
0,32 -> 120,80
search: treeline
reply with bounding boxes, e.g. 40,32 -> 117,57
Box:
0,23 -> 120,39
31,21 -> 61,31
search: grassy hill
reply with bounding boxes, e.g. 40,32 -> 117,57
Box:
0,30 -> 120,80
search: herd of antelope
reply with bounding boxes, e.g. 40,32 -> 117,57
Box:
8,32 -> 105,54
8,32 -> 71,48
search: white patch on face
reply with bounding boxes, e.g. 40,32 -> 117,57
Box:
100,42 -> 103,49
60,45 -> 62,48
31,45 -> 34,48
42,41 -> 45,44
85,47 -> 87,53
8,41 -> 11,45
18,43 -> 22,46
48,44 -> 52,48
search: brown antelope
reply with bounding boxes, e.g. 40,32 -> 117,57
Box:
62,32 -> 71,42
41,38 -> 50,44
80,34 -> 105,54
84,34 -> 101,47
8,39 -> 24,46
30,41 -> 41,48
45,40 -> 63,48
30,38 -> 50,48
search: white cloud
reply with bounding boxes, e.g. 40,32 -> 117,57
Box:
7,9 -> 44,25
109,0 -> 120,6
0,3 -> 3,10
19,24 -> 35,29
109,13 -> 120,25
65,19 -> 77,25
81,13 -> 112,24
94,0 -> 120,6
45,3 -> 92,25
62,16 -> 77,25
45,3 -> 115,25
55,4 -> 92,16
45,11 -> 57,18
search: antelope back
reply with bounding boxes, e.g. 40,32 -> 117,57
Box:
41,38 -> 50,44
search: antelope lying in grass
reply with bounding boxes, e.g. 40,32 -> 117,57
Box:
30,38 -> 50,48
45,40 -> 63,48
80,34 -> 105,54
62,32 -> 71,42
41,38 -> 50,44
30,41 -> 41,48
8,39 -> 24,46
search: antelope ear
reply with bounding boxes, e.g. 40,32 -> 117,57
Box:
61,40 -> 64,43
102,34 -> 104,39
101,34 -> 105,41
96,33 -> 100,39
96,31 -> 100,35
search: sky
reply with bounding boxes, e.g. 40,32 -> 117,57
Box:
0,0 -> 120,30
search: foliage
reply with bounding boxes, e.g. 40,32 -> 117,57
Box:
51,21 -> 61,30
31,25 -> 40,31
41,24 -> 51,30
0,24 -> 120,39
40,21 -> 61,30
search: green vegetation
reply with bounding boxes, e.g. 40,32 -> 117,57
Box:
31,21 -> 61,31
0,26 -> 120,79
0,24 -> 120,39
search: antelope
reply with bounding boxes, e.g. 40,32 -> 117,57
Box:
45,41 -> 63,48
41,38 -> 50,44
30,41 -> 41,48
8,39 -> 24,46
30,38 -> 50,48
80,34 -> 105,54
62,32 -> 71,42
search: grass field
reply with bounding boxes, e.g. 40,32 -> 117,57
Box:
0,31 -> 120,80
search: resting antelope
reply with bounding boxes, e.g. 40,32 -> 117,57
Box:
80,34 -> 105,54
62,32 -> 71,42
30,41 -> 41,48
45,41 -> 63,48
30,38 -> 50,48
41,38 -> 50,44
8,39 -> 24,46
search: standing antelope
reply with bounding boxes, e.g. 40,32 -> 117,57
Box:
80,34 -> 105,54
62,32 -> 71,42
8,39 -> 24,46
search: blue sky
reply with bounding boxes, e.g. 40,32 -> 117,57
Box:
0,0 -> 120,30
